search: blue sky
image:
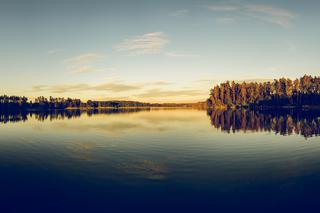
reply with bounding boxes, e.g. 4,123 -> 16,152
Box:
1,0 -> 319,102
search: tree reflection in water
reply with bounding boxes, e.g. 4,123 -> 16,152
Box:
0,108 -> 150,124
207,109 -> 320,138
1,108 -> 319,139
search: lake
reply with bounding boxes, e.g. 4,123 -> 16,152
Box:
0,108 -> 320,212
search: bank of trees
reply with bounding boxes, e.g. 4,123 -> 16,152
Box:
32,96 -> 82,109
0,95 -> 29,110
0,96 -> 148,110
207,75 -> 320,108
0,95 -> 202,111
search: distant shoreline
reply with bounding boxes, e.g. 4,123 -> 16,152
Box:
0,105 -> 207,113
0,96 -> 207,112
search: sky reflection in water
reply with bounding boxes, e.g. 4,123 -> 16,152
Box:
0,109 -> 320,212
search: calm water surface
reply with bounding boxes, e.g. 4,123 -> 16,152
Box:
0,109 -> 320,212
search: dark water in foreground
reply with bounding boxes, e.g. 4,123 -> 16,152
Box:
0,109 -> 320,212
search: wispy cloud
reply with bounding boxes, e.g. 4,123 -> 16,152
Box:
70,66 -> 105,74
65,53 -> 106,74
216,17 -> 236,24
165,51 -> 198,58
47,48 -> 65,55
245,4 -> 295,28
70,66 -> 116,75
206,4 -> 296,28
170,9 -> 189,17
151,81 -> 173,86
114,32 -> 169,55
66,53 -> 104,65
93,83 -> 142,92
207,5 -> 240,12
135,88 -> 204,99
31,80 -> 206,102
32,82 -> 143,94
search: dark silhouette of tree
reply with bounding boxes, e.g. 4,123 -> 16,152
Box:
0,95 -> 206,111
0,95 -> 28,111
207,75 -> 320,108
207,109 -> 320,138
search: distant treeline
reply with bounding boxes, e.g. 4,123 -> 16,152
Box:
207,75 -> 320,108
0,95 -> 205,111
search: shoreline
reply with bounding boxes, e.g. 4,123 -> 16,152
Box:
0,106 -> 204,112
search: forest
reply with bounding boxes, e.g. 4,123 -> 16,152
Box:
0,95 -> 205,111
207,75 -> 320,108
1,75 -> 319,111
